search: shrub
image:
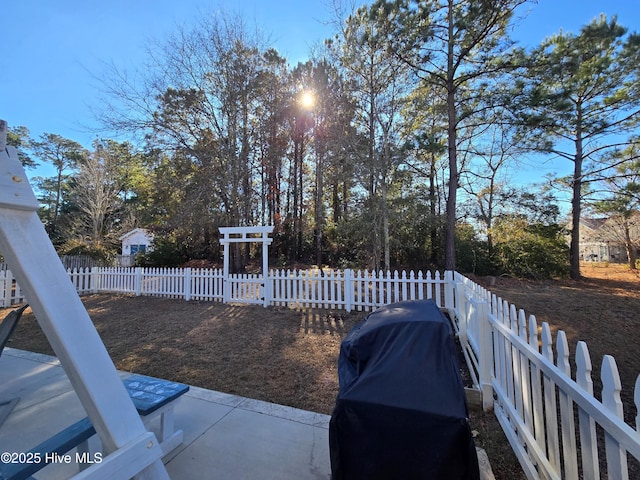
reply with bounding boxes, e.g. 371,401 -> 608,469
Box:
58,239 -> 115,265
136,234 -> 188,267
455,223 -> 497,276
491,217 -> 569,279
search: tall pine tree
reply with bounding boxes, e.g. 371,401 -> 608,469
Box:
516,15 -> 640,278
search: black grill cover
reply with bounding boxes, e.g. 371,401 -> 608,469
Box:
329,299 -> 480,480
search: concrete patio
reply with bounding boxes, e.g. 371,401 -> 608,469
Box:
0,348 -> 494,479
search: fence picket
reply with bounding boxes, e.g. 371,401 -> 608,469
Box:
492,296 -> 504,395
508,304 -> 518,412
602,356 -> 629,479
518,310 -> 534,440
528,315 -> 547,458
576,341 -> 600,480
557,331 -> 579,479
541,322 -> 561,472
383,270 -> 388,305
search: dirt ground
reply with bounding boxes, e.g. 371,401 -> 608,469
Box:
2,262 -> 638,479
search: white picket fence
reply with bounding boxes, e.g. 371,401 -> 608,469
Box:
1,267 -> 450,311
0,270 -> 25,307
270,268 -> 447,310
451,271 -> 640,480
4,266 -> 640,479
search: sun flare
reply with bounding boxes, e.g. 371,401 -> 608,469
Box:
300,91 -> 315,109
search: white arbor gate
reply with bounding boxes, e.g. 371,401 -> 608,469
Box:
219,226 -> 274,307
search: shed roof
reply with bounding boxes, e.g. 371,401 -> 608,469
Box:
118,228 -> 153,242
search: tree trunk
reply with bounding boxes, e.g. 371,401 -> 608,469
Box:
445,118 -> 457,271
382,182 -> 390,272
623,221 -> 637,270
428,153 -> 439,265
332,183 -> 340,223
315,146 -> 324,267
570,127 -> 584,280
232,243 -> 244,274
297,135 -> 304,260
291,137 -> 301,262
444,2 -> 457,272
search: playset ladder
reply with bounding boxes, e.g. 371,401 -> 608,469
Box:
0,120 -> 170,479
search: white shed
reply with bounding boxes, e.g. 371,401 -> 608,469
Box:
119,228 -> 154,256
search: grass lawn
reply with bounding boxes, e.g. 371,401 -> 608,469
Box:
2,262 -> 638,479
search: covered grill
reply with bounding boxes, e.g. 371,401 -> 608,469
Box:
329,299 -> 480,480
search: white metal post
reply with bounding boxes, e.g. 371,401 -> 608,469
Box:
0,120 -> 168,479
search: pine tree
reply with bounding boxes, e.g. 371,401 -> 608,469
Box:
516,15 -> 640,278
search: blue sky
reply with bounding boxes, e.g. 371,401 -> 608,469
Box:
2,0 -> 639,182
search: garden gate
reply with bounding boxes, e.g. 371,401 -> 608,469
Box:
219,226 -> 274,307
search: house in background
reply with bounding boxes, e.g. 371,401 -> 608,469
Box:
574,216 -> 639,263
118,228 -> 154,266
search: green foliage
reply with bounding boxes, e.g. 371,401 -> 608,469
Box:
322,219 -> 369,269
371,0 -> 527,270
7,126 -> 36,168
518,15 -> 640,150
136,234 -> 189,268
457,189 -> 569,278
58,239 -> 115,265
515,14 -> 640,278
491,217 -> 569,279
455,222 -> 495,276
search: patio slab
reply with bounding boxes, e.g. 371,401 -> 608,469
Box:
0,348 -> 494,479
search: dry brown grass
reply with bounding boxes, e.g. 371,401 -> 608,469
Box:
2,262 -> 638,479
3,298 -> 367,416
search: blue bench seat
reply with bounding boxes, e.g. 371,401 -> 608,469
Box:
0,374 -> 189,480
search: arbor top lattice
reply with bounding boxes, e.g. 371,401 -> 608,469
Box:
218,226 -> 274,245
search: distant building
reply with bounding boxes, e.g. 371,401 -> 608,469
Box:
118,228 -> 154,266
570,215 -> 639,263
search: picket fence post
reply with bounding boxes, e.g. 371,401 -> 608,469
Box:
474,298 -> 493,412
262,255 -> 270,308
344,269 -> 353,312
0,269 -> 10,307
444,270 -> 454,310
184,268 -> 191,301
134,267 -> 142,296
89,266 -> 97,294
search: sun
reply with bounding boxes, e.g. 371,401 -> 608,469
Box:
300,91 -> 315,109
